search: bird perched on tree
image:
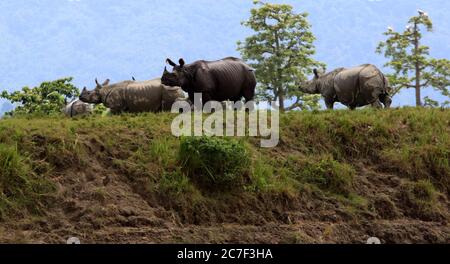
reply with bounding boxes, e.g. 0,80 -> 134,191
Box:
417,9 -> 428,17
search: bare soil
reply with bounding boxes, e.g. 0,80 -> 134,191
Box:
0,157 -> 448,244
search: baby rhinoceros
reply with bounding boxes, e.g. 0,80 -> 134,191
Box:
79,78 -> 185,114
63,99 -> 93,117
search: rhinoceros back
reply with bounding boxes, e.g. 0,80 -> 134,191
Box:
64,99 -> 92,117
334,64 -> 385,106
123,79 -> 163,112
204,59 -> 256,101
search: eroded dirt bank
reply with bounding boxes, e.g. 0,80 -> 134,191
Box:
0,109 -> 449,243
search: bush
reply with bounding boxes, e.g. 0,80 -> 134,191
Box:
1,77 -> 79,116
93,103 -> 109,116
179,136 -> 251,190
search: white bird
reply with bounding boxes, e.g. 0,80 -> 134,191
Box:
417,9 -> 428,17
387,26 -> 394,32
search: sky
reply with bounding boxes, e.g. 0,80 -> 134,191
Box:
1,0 -> 449,113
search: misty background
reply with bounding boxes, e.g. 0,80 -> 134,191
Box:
1,0 -> 449,113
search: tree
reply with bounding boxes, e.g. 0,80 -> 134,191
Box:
1,77 -> 79,116
376,11 -> 450,107
237,0 -> 325,111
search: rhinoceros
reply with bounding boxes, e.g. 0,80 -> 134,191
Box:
161,57 -> 256,105
79,78 -> 185,114
299,64 -> 392,110
63,99 -> 93,117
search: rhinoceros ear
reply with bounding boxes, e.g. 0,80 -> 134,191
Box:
166,58 -> 177,67
95,78 -> 101,88
179,58 -> 185,67
102,79 -> 110,86
82,87 -> 87,93
164,66 -> 169,74
313,69 -> 319,78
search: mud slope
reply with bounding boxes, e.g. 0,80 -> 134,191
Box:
0,108 -> 449,243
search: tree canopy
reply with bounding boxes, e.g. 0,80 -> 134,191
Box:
1,77 -> 79,116
237,0 -> 325,111
376,11 -> 450,107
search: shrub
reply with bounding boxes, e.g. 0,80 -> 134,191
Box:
179,136 -> 251,190
1,77 -> 79,116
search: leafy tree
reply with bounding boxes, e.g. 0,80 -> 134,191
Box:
237,0 -> 325,111
1,77 -> 79,116
376,11 -> 450,106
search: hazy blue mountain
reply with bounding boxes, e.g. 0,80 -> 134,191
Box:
1,0 -> 449,114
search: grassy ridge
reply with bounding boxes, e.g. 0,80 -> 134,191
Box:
0,108 -> 449,224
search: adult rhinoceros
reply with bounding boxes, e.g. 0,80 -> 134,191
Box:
299,64 -> 392,110
79,78 -> 185,114
161,57 -> 256,105
63,99 -> 93,117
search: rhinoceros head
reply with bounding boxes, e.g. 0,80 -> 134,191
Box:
161,58 -> 190,87
299,69 -> 321,94
79,78 -> 110,104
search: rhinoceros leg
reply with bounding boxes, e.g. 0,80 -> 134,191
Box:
202,93 -> 213,106
324,97 -> 335,110
110,108 -> 122,115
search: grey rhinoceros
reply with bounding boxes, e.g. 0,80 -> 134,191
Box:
79,78 -> 185,114
63,99 -> 93,117
299,64 -> 392,110
161,57 -> 256,105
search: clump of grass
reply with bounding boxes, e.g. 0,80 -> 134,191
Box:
249,156 -> 274,191
383,144 -> 450,194
399,180 -> 444,221
371,194 -> 398,219
150,137 -> 178,167
0,144 -> 55,220
179,136 -> 251,191
248,155 -> 300,195
160,169 -> 197,196
298,155 -> 355,197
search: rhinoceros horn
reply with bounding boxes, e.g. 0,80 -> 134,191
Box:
166,58 -> 177,67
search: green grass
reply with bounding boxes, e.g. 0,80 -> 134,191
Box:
290,154 -> 355,197
0,143 -> 54,220
400,180 -> 444,221
0,108 -> 449,221
179,136 -> 251,191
